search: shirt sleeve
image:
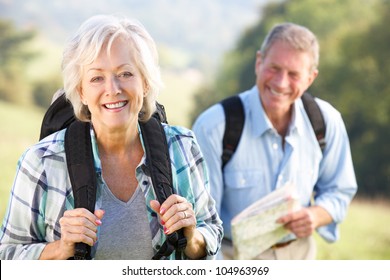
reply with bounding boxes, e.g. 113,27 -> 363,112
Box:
1,130 -> 68,259
313,101 -> 358,242
167,125 -> 223,259
0,148 -> 48,259
192,105 -> 225,220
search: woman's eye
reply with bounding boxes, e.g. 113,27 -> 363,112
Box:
91,76 -> 103,83
118,72 -> 133,79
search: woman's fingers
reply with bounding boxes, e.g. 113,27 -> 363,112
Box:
59,208 -> 104,247
156,195 -> 196,235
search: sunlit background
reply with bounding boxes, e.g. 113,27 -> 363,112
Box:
1,0 -> 389,259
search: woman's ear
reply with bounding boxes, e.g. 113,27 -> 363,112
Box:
78,87 -> 87,105
143,80 -> 150,97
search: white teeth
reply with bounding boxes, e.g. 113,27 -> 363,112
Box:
270,89 -> 285,96
105,101 -> 127,109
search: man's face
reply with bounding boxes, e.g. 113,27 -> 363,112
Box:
255,40 -> 318,116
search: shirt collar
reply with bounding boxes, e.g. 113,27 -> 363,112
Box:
90,123 -> 147,187
246,86 -> 305,138
90,125 -> 102,174
291,98 -> 305,137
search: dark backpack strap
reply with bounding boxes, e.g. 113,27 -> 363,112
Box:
139,118 -> 187,260
65,121 -> 97,260
153,102 -> 168,124
220,95 -> 245,169
219,92 -> 325,172
301,92 -> 326,152
40,90 -> 75,140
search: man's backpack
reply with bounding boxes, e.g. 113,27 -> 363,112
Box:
220,92 -> 326,169
39,89 -> 186,260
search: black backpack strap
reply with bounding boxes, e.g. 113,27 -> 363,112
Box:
301,92 -> 326,152
153,102 -> 168,124
139,118 -> 187,260
65,121 -> 97,260
220,95 -> 245,169
40,89 -> 75,140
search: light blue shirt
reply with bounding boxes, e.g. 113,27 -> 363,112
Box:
192,86 -> 357,243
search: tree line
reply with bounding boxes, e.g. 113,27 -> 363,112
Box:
1,0 -> 389,198
190,0 -> 390,198
0,19 -> 62,108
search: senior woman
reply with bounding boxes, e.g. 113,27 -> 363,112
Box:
0,14 -> 222,260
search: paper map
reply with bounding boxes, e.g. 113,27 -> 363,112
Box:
231,183 -> 301,259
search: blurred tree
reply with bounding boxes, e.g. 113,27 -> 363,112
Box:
32,74 -> 62,108
328,0 -> 390,197
0,19 -> 37,104
190,0 -> 388,198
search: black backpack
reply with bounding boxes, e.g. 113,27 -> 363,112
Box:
220,92 -> 326,169
39,89 -> 186,260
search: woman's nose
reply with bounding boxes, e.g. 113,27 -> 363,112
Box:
106,76 -> 120,95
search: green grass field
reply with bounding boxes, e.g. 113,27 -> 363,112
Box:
0,101 -> 44,216
316,199 -> 390,259
1,100 -> 389,260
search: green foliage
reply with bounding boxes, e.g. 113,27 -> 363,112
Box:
329,0 -> 390,197
191,0 -> 389,198
32,75 -> 62,108
0,19 -> 37,104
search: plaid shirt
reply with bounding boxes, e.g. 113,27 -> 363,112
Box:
0,124 -> 222,260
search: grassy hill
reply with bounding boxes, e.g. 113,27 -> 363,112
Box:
1,101 -> 389,260
0,101 -> 44,220
315,199 -> 390,259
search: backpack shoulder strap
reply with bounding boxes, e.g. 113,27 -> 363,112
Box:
40,89 -> 75,140
301,92 -> 326,152
220,92 -> 326,166
220,95 -> 245,169
65,121 -> 97,260
139,118 -> 187,259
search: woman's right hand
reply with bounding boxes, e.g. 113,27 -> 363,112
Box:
39,208 -> 105,259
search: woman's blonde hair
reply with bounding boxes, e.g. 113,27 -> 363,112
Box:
62,14 -> 163,122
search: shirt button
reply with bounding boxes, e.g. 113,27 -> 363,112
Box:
272,143 -> 278,150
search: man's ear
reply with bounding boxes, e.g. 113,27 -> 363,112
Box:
307,69 -> 319,88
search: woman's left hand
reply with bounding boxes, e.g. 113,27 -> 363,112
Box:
150,194 -> 196,237
150,194 -> 206,259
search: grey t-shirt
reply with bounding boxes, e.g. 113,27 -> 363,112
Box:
94,184 -> 154,259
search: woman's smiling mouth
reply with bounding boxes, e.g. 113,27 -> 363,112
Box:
104,101 -> 128,109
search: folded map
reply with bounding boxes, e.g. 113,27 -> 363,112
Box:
231,182 -> 301,259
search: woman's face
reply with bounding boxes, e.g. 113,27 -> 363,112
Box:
80,37 -> 146,133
